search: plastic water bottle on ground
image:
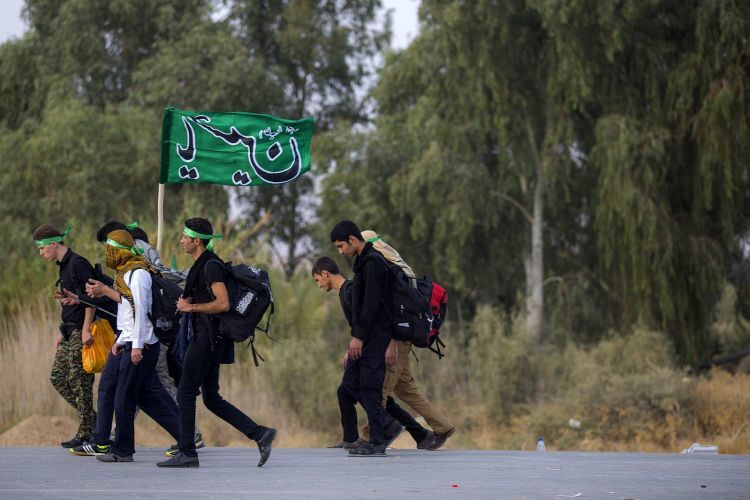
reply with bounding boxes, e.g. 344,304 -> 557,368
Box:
680,442 -> 718,454
536,437 -> 545,452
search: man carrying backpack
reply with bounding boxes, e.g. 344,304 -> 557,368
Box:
90,229 -> 181,462
158,218 -> 276,469
358,230 -> 456,451
33,224 -> 97,448
93,220 -> 202,453
312,256 -> 430,449
330,220 -> 395,457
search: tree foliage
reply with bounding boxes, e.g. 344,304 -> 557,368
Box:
318,0 -> 750,362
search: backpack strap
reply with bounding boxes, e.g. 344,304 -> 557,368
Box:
250,341 -> 265,367
255,302 -> 279,343
428,334 -> 446,359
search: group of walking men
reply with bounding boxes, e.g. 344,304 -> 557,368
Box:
34,217 -> 452,465
34,218 -> 275,468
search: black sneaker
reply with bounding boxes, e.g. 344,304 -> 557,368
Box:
348,442 -> 387,457
157,452 -> 199,468
194,431 -> 205,449
417,430 -> 435,450
61,436 -> 87,449
70,442 -> 110,456
96,452 -> 134,463
256,427 -> 277,468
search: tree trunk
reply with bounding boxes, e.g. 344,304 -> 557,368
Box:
526,163 -> 544,341
525,116 -> 544,341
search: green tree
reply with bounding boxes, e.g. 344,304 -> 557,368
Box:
535,0 -> 750,361
228,0 -> 389,278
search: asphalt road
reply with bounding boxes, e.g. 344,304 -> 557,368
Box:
0,447 -> 747,499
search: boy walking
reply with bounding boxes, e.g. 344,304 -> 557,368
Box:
158,218 -> 276,468
33,224 -> 96,448
93,230 -> 180,462
312,257 -> 427,449
330,220 -> 393,456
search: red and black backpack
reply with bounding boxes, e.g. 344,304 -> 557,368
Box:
416,276 -> 448,358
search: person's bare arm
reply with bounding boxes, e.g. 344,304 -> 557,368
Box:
176,282 -> 230,314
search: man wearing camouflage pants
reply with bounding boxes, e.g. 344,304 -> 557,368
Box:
34,224 -> 97,448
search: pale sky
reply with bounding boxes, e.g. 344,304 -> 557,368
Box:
0,0 -> 419,49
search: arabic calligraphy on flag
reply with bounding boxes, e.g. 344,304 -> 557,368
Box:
160,107 -> 314,186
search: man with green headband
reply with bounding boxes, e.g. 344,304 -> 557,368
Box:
32,223 -> 97,448
158,218 -> 276,469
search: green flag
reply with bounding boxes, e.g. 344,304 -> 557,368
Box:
160,107 -> 314,186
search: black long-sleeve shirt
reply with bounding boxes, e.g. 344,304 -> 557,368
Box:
56,249 -> 97,338
339,279 -> 354,327
350,242 -> 392,341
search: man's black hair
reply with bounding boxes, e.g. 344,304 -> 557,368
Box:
96,220 -> 127,243
330,220 -> 364,243
129,227 -> 149,243
185,217 -> 213,249
32,224 -> 62,241
312,256 -> 340,276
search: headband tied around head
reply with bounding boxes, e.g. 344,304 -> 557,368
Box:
105,238 -> 144,255
36,227 -> 72,247
183,226 -> 223,252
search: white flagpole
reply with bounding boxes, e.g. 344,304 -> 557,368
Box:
156,183 -> 165,254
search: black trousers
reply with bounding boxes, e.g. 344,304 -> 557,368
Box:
386,397 -> 428,443
92,350 -> 119,445
177,333 -> 265,456
112,342 -> 180,457
337,385 -> 427,444
340,325 -> 391,446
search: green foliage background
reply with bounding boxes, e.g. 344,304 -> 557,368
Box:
1,0 -> 750,448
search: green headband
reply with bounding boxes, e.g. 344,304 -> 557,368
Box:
105,238 -> 144,255
366,236 -> 382,244
126,220 -> 139,231
36,227 -> 72,247
183,226 -> 223,251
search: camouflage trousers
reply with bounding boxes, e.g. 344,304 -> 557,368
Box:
50,329 -> 95,439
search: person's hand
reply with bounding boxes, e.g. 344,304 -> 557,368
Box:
61,288 -> 79,306
81,328 -> 94,347
112,343 -> 124,356
56,332 -> 62,348
86,279 -> 107,298
348,337 -> 363,360
53,290 -> 65,301
131,347 -> 143,365
176,296 -> 193,313
385,340 -> 398,366
342,351 -> 349,368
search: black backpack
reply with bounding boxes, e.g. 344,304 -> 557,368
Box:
217,263 -> 274,345
385,263 -> 434,347
127,269 -> 183,345
148,272 -> 183,344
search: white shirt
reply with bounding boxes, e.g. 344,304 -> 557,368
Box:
116,268 -> 157,349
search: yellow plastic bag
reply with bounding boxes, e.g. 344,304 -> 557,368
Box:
82,318 -> 115,373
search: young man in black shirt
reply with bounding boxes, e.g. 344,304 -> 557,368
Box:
33,224 -> 96,448
158,218 -> 276,468
312,256 -> 429,450
330,220 -> 393,456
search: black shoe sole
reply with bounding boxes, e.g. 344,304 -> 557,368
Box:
157,461 -> 199,468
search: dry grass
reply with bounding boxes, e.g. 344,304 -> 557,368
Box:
0,298 -> 321,447
2,299 -> 750,454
